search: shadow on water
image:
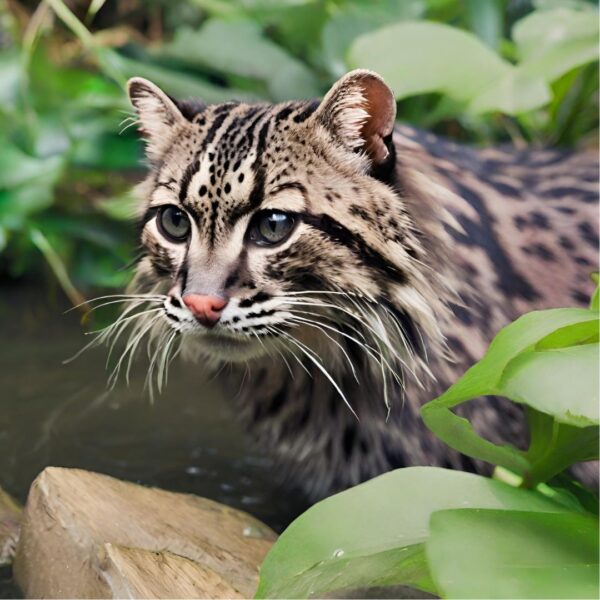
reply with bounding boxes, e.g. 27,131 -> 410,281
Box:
0,284 -> 309,596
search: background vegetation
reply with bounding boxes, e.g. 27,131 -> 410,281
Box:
0,0 -> 597,304
1,3 -> 597,598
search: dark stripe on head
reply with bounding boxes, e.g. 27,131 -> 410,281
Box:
228,119 -> 271,225
208,200 -> 219,246
179,108 -> 231,203
301,213 -> 407,285
274,104 -> 295,122
292,100 -> 320,123
239,291 -> 271,308
271,181 -> 308,200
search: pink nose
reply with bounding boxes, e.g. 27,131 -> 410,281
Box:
182,294 -> 228,328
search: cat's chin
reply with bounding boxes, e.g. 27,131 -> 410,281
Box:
180,330 -> 269,362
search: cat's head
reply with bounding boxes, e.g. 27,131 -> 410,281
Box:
126,70 -> 446,386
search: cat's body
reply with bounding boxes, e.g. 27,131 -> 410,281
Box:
124,71 -> 598,500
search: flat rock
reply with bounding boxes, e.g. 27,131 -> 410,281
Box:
13,467 -> 276,599
0,485 -> 21,568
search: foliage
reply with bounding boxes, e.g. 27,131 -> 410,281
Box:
0,0 -> 597,299
422,304 -> 599,486
255,288 -> 599,599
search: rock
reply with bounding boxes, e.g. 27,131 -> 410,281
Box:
14,467 -> 276,599
100,544 -> 243,599
0,485 -> 21,568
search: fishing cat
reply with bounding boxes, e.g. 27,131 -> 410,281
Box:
122,70 -> 598,499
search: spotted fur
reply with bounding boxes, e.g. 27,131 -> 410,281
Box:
124,71 -> 598,500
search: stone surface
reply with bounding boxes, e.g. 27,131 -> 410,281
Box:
14,467 -> 276,599
0,486 -> 21,568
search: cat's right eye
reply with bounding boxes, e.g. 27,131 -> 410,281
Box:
157,206 -> 191,242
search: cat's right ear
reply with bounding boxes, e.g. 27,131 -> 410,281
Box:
127,77 -> 184,157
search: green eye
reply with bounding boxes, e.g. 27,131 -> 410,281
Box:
158,206 -> 190,242
249,211 -> 296,246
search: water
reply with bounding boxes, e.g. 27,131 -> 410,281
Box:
0,284 -> 309,595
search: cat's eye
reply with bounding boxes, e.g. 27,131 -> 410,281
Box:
158,206 -> 191,242
248,211 -> 296,246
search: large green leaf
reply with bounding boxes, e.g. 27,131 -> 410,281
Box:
348,21 -> 549,115
320,0 -> 425,78
501,343 -> 598,426
514,8 -> 599,83
427,509 -> 599,599
162,19 -> 320,101
255,467 -> 570,599
421,307 -> 599,479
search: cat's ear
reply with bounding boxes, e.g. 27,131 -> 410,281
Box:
127,77 -> 185,156
315,69 -> 396,167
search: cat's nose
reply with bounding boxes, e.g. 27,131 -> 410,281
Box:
182,294 -> 228,328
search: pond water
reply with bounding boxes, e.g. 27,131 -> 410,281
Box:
0,284 -> 309,596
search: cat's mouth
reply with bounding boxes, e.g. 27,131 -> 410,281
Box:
180,327 -> 275,361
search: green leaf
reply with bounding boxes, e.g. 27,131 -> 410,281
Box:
0,142 -> 65,231
514,8 -> 599,83
525,409 -> 598,487
29,227 -> 86,308
320,0 -> 425,78
161,19 -> 320,101
501,344 -> 599,426
427,509 -> 599,599
590,275 -> 599,311
110,53 -> 257,104
465,0 -> 504,50
348,21 -> 550,115
422,307 -> 598,481
255,467 -> 570,599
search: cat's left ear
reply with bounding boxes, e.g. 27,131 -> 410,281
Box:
127,77 -> 185,157
314,69 -> 396,167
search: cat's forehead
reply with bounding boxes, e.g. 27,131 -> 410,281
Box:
154,101 -> 320,242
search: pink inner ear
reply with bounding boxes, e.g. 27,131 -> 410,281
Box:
359,77 -> 396,164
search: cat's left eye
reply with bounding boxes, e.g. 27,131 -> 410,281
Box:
248,211 -> 296,246
158,205 -> 191,242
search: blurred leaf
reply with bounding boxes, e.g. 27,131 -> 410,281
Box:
514,8 -> 599,82
29,227 -> 86,308
321,0 -> 425,78
112,52 -> 258,103
465,0 -> 504,49
348,21 -> 550,115
71,131 -> 141,170
0,141 -> 64,231
255,467 -> 570,598
0,142 -> 64,190
0,48 -> 22,106
427,509 -> 599,599
533,0 -> 597,10
162,19 -> 320,100
96,194 -> 139,222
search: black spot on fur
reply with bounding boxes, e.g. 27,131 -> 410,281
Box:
578,222 -> 599,248
239,292 -> 271,308
451,183 -> 540,301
